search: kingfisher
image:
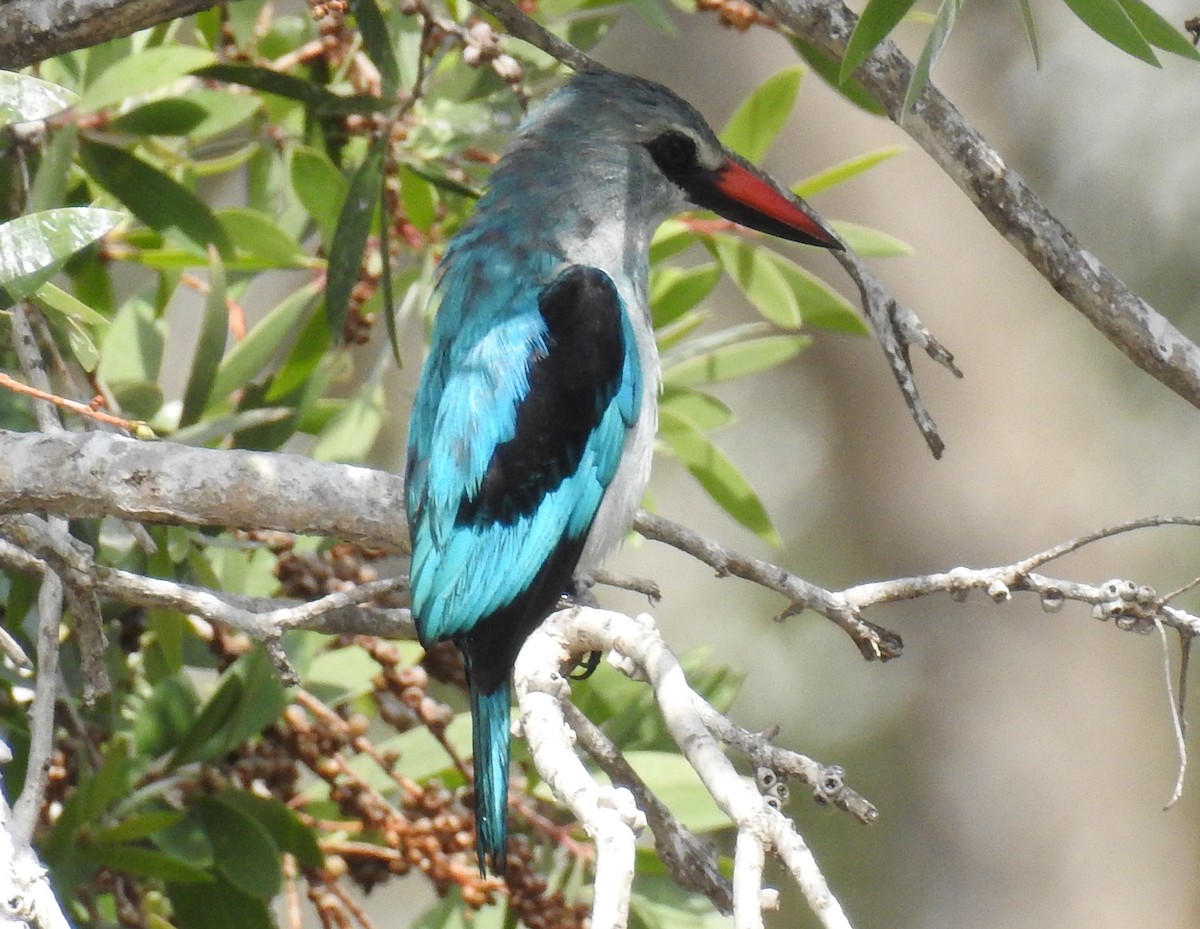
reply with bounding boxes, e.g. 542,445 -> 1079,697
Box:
404,67 -> 842,874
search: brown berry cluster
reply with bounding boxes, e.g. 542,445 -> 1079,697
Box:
274,542 -> 393,602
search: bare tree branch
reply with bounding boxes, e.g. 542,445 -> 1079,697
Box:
0,0 -> 235,70
0,428 -> 407,550
754,0 -> 1200,413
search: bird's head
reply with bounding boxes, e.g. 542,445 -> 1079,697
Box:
518,68 -> 843,251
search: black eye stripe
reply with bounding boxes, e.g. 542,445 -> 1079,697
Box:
646,130 -> 698,175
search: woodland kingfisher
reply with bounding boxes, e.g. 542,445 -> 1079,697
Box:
404,67 -> 843,874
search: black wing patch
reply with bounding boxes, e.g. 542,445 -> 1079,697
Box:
456,265 -> 625,527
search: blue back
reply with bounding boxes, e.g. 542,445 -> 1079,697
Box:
405,227 -> 642,646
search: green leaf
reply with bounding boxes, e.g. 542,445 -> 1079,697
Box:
400,167 -> 437,233
841,0 -> 919,82
266,303 -> 331,400
1116,0 -> 1200,59
789,36 -> 886,116
76,737 -> 133,825
794,145 -> 905,198
94,810 -> 186,845
40,306 -> 102,371
110,99 -> 210,136
196,796 -> 282,900
171,407 -> 294,446
182,90 -> 263,141
831,220 -> 912,258
209,790 -> 322,869
35,273 -> 106,330
168,878 -> 273,929
623,751 -> 729,832
83,844 -> 214,883
78,46 -> 216,113
631,869 -> 727,929
310,380 -> 385,462
650,262 -> 720,328
98,294 -> 165,390
659,406 -> 780,544
80,141 -> 233,258
208,280 -> 322,401
649,219 -> 698,264
663,327 -> 810,387
325,135 -> 386,335
1059,0 -> 1159,65
901,0 -> 965,118
218,647 -> 288,751
627,0 -> 677,33
766,252 -> 866,334
216,207 -> 311,267
290,145 -> 348,244
1017,0 -> 1042,67
719,68 -> 803,164
0,207 -> 123,306
167,672 -> 244,769
707,235 -> 800,328
0,71 -> 78,126
352,0 -> 401,96
194,63 -> 388,115
130,671 -> 198,759
29,123 -> 79,212
660,386 -> 732,431
179,247 -> 228,428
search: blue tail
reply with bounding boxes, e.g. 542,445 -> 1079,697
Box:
470,679 -> 511,875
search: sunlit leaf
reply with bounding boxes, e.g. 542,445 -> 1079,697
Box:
707,235 -> 800,328
663,326 -> 810,387
650,262 -> 720,328
793,145 -> 905,198
0,207 -> 123,306
659,406 -> 780,544
831,220 -> 912,258
78,46 -> 216,113
719,67 -> 803,164
660,386 -> 732,431
766,253 -> 865,334
0,71 -> 78,126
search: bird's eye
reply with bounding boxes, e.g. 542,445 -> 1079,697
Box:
646,130 -> 698,175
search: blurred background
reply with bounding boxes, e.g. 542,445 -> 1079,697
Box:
567,1 -> 1200,926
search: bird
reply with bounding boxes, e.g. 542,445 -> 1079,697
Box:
404,67 -> 843,875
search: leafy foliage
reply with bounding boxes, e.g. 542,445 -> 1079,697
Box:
836,0 -> 1199,117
